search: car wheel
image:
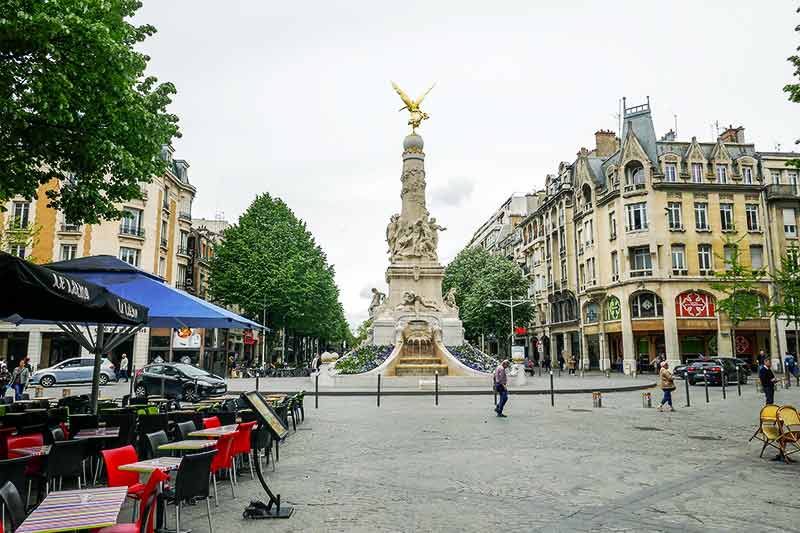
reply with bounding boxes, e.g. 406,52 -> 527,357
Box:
135,385 -> 147,397
98,374 -> 109,386
183,384 -> 197,402
40,375 -> 56,388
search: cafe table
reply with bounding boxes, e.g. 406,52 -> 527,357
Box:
158,439 -> 218,452
187,424 -> 239,438
9,444 -> 51,457
118,456 -> 182,474
74,426 -> 120,439
16,486 -> 127,533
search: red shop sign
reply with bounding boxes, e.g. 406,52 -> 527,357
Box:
676,292 -> 715,318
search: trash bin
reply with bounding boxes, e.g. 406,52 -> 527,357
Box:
642,392 -> 652,408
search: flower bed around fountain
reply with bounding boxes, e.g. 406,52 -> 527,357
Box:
446,343 -> 499,373
334,345 -> 394,374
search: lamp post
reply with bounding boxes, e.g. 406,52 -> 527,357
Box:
487,292 -> 534,385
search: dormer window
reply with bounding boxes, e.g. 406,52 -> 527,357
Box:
716,164 -> 728,184
743,166 -> 753,184
691,163 -> 703,183
664,163 -> 677,182
625,161 -> 645,190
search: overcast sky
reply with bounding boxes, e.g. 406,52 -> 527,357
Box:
137,1 -> 798,327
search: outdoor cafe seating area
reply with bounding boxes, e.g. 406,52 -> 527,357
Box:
750,403 -> 800,462
0,390 -> 307,533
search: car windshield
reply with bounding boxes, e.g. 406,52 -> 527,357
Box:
173,364 -> 209,378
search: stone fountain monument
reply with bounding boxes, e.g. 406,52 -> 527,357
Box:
360,82 -> 475,378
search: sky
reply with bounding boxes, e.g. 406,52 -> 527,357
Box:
136,1 -> 799,328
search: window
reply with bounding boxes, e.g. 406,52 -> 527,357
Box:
667,202 -> 682,230
671,245 -> 686,275
691,163 -> 703,183
720,204 -> 734,231
611,251 -> 619,282
160,220 -> 169,247
158,257 -> 166,277
784,208 -> 797,238
60,244 -> 77,261
577,229 -> 583,253
609,212 -> 617,240
664,163 -> 677,182
746,205 -> 759,231
773,171 -> 781,185
630,246 -> 652,276
9,244 -> 25,258
120,208 -> 143,236
694,202 -> 709,230
716,164 -> 728,184
584,220 -> 593,245
631,292 -> 663,318
119,247 -> 140,266
588,257 -> 596,284
177,264 -> 187,288
579,264 -> 586,287
606,296 -> 621,320
11,202 -> 30,228
559,228 -> 565,254
750,245 -> 764,270
698,244 -> 713,274
585,303 -> 600,323
790,171 -> 799,192
625,202 -> 648,232
179,231 -> 189,253
723,245 -> 735,270
743,166 -> 753,184
625,162 -> 645,188
560,258 -> 567,281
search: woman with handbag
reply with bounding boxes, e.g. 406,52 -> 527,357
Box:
657,361 -> 675,412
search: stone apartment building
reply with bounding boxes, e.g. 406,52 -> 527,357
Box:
474,98 -> 800,373
0,146 -> 198,371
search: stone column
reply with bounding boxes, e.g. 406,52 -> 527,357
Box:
549,331 -> 557,366
718,328 -> 733,357
28,330 -> 43,369
620,294 -> 636,375
133,329 -> 150,370
580,330 -> 590,370
599,333 -> 609,371
661,286 -> 681,370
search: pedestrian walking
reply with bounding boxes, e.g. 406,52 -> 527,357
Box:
119,353 -> 129,382
758,350 -> 767,367
543,357 -> 551,372
784,352 -> 797,381
557,354 -> 565,371
657,361 -> 675,412
493,360 -> 510,418
0,362 -> 10,398
10,358 -> 30,400
759,358 -> 778,405
567,355 -> 576,375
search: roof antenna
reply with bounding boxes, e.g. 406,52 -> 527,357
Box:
674,114 -> 678,139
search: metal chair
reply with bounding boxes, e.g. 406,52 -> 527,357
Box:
175,421 -> 196,441
45,439 -> 87,492
0,480 -> 26,532
145,430 -> 169,459
161,450 -> 216,533
0,456 -> 29,507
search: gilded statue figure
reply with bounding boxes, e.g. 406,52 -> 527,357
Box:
391,81 -> 435,132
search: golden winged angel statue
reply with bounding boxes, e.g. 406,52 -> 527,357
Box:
391,81 -> 435,132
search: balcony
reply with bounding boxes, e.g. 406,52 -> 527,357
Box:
59,224 -> 81,233
119,226 -> 145,238
630,268 -> 652,278
177,246 -> 190,256
162,199 -> 170,212
160,238 -> 168,249
178,211 -> 192,222
766,184 -> 800,201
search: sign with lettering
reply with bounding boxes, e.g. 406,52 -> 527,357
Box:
51,272 -> 90,301
676,292 -> 715,318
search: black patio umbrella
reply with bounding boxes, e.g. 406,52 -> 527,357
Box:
0,252 -> 148,412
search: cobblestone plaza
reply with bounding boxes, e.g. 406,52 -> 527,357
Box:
163,383 -> 800,532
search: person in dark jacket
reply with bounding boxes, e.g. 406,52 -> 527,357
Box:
759,358 -> 778,405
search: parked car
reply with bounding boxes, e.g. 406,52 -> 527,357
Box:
673,360 -> 699,379
687,358 -> 748,385
134,362 -> 227,401
30,357 -> 117,387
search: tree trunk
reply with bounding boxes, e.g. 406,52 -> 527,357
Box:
730,326 -> 736,360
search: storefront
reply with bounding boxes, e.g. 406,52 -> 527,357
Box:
0,332 -> 30,369
676,291 -> 718,362
39,332 -> 81,368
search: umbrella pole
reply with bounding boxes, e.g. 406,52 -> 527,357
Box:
91,325 -> 105,415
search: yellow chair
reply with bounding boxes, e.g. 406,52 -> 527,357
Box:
749,404 -> 782,458
777,405 -> 800,462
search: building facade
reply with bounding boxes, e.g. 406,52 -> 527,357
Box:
472,99 -> 798,373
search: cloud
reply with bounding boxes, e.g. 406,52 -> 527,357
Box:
431,177 -> 475,208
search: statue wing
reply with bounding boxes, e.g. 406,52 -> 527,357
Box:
414,83 -> 436,106
391,81 -> 414,109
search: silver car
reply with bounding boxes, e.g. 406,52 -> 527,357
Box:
30,357 -> 118,388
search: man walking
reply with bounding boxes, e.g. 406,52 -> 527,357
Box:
119,353 -> 129,382
494,360 -> 510,417
759,358 -> 778,405
10,359 -> 29,401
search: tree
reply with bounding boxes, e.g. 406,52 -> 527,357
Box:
351,318 -> 373,348
0,220 -> 40,262
0,0 -> 180,224
771,246 -> 800,360
443,246 -> 532,355
711,238 -> 765,359
785,5 -> 800,169
208,194 -> 349,363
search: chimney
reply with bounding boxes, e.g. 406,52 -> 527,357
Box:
719,125 -> 745,144
661,129 -> 676,141
594,130 -> 619,158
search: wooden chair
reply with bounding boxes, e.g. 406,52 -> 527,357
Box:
777,405 -> 800,462
749,404 -> 782,458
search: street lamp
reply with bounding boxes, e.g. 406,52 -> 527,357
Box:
487,292 -> 534,358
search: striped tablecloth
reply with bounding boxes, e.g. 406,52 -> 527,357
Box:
17,486 -> 127,533
118,456 -> 182,473
158,439 -> 218,451
74,427 -> 120,439
188,424 -> 239,437
9,444 -> 51,457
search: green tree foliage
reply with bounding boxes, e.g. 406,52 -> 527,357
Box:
770,246 -> 800,358
208,194 -> 349,350
711,239 -> 765,357
0,220 -> 40,262
351,318 -> 373,348
785,6 -> 800,169
0,0 -> 180,224
443,246 -> 532,352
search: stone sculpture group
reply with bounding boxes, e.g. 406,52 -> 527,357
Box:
386,213 -> 446,262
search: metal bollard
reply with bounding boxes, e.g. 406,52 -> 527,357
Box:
722,373 -> 727,400
704,370 -> 709,403
549,371 -> 555,407
737,368 -> 742,397
592,391 -> 602,408
377,373 -> 381,407
315,373 -> 319,409
493,377 -> 497,406
435,371 -> 439,406
642,392 -> 652,408
685,376 -> 690,407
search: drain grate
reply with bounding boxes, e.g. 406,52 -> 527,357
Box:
568,409 -> 592,412
688,435 -> 720,441
633,426 -> 663,431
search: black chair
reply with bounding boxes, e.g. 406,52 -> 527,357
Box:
216,412 -> 236,426
0,481 -> 26,532
69,414 -> 99,435
175,421 -> 196,441
161,450 -> 216,533
50,427 -> 65,443
137,415 -> 169,457
145,430 -> 169,459
250,427 -> 274,472
44,439 -> 87,491
46,407 -> 69,428
100,413 -> 136,447
0,456 -> 29,504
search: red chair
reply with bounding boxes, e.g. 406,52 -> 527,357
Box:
101,445 -> 146,519
98,468 -> 168,533
202,416 -> 220,429
232,421 -> 257,479
209,433 -> 235,505
7,434 -> 44,505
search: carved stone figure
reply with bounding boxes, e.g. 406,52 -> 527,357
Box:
444,287 -> 458,311
386,214 -> 400,257
427,217 -> 446,249
368,288 -> 386,316
391,81 -> 435,133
